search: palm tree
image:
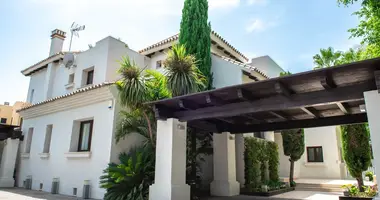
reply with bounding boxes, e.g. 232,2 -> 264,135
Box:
163,44 -> 205,97
313,47 -> 343,69
115,56 -> 170,147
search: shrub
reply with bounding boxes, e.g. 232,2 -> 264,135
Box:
365,171 -> 374,181
244,137 -> 262,190
267,141 -> 279,182
100,145 -> 155,200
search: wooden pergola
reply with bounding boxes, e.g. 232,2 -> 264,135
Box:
148,58 -> 380,133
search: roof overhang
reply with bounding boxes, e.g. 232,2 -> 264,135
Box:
21,52 -> 65,76
148,58 -> 380,133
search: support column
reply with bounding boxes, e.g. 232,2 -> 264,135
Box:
235,134 -> 245,186
364,90 -> 380,199
0,138 -> 20,187
149,118 -> 190,200
211,132 -> 240,196
264,131 -> 275,142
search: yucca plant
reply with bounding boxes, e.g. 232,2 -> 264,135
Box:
164,44 -> 205,97
100,145 -> 155,200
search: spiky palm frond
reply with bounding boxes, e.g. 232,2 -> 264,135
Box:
117,56 -> 148,109
100,145 -> 155,200
164,44 -> 205,97
313,47 -> 343,69
115,110 -> 156,146
144,69 -> 171,101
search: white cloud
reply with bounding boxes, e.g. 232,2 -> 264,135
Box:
209,0 -> 240,10
247,0 -> 268,6
245,18 -> 276,33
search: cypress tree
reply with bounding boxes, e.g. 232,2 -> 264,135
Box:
179,0 -> 212,89
281,129 -> 305,186
341,124 -> 371,192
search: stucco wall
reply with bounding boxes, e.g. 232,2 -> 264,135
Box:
0,105 -> 13,125
17,100 -> 116,199
211,54 -> 243,88
299,126 -> 342,179
249,56 -> 284,78
105,37 -> 148,82
26,69 -> 47,104
276,126 -> 342,180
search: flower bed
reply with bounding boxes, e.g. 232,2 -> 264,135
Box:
340,184 -> 377,200
241,187 -> 295,197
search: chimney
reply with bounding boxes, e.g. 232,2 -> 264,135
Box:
49,29 -> 66,56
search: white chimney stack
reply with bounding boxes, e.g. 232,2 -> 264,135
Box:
49,29 -> 66,56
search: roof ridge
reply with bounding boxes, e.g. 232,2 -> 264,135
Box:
138,30 -> 248,61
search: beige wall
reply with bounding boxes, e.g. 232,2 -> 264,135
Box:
0,102 -> 25,126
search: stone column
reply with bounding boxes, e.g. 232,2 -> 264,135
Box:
149,118 -> 190,200
0,138 -> 20,187
364,90 -> 380,199
211,132 -> 240,196
264,131 -> 275,142
235,134 -> 245,186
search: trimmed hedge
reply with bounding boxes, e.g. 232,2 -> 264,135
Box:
244,137 -> 279,191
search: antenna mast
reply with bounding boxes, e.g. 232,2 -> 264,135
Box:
69,22 -> 85,51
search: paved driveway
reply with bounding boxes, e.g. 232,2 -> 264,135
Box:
0,188 -> 91,200
205,191 -> 342,200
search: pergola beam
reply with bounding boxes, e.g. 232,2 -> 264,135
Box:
275,82 -> 292,97
301,107 -> 319,118
169,81 -> 374,121
237,88 -> 256,101
227,113 -> 368,133
336,102 -> 349,115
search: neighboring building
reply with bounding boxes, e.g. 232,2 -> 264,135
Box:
0,101 -> 25,126
16,29 -> 273,199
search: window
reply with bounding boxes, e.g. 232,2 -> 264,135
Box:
25,128 -> 34,153
307,146 -> 324,162
68,73 -> 75,84
43,125 -> 53,153
78,120 -> 93,151
156,60 -> 162,69
30,89 -> 34,103
86,70 -> 94,85
0,118 -> 6,124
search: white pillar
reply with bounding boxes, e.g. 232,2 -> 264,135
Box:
0,138 -> 20,187
235,134 -> 244,186
264,131 -> 275,142
364,90 -> 380,199
149,118 -> 190,200
211,132 -> 240,196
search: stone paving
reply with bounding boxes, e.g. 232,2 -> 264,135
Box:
0,188 -> 91,200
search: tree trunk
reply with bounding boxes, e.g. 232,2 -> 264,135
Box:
142,111 -> 154,148
289,159 -> 295,186
357,176 -> 364,192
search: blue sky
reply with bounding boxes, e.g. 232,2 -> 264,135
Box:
0,0 -> 361,104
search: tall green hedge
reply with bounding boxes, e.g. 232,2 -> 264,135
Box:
341,124 -> 371,192
267,141 -> 279,182
244,137 -> 279,190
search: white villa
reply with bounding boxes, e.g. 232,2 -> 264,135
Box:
12,28 -> 356,199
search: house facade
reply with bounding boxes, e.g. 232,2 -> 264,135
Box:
16,29 -> 272,199
0,101 -> 25,126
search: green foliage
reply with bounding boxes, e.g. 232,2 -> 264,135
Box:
244,137 -> 279,191
341,124 -> 371,191
179,0 -> 212,89
279,71 -> 292,77
100,145 -> 155,200
244,137 -> 262,190
342,184 -> 378,197
313,47 -> 343,69
281,129 -> 305,161
365,171 -> 374,181
267,141 -> 279,182
163,44 -> 205,96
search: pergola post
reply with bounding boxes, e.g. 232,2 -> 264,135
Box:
235,134 -> 245,186
0,138 -> 19,187
364,90 -> 380,199
211,132 -> 240,196
149,118 -> 190,200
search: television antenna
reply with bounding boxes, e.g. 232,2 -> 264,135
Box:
68,22 -> 85,51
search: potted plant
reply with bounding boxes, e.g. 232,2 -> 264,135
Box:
339,184 -> 377,200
